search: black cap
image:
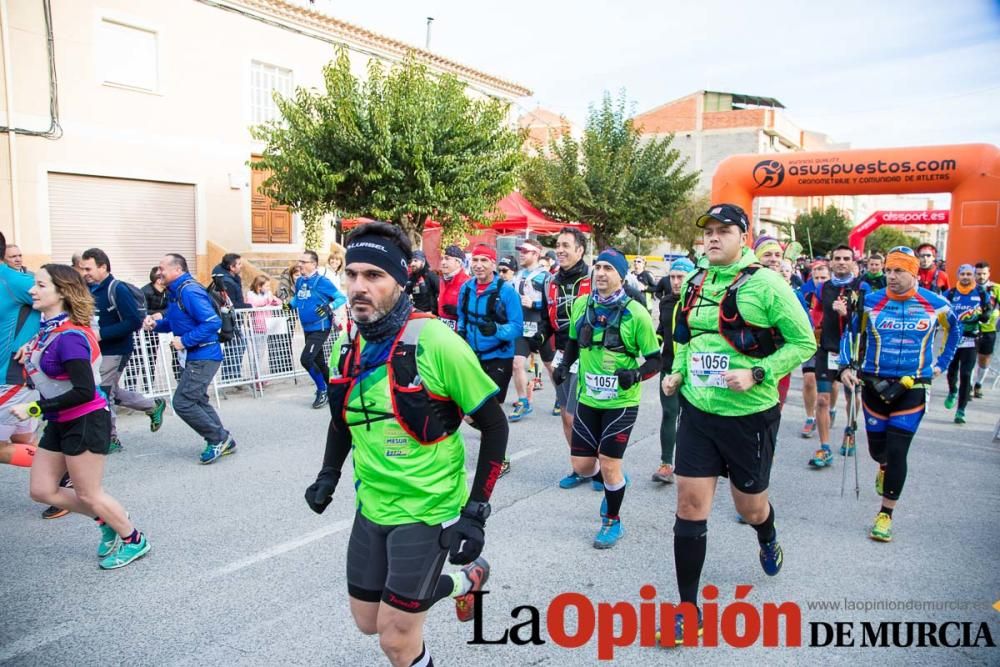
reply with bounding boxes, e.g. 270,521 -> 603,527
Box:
696,203 -> 749,232
444,245 -> 465,260
498,257 -> 515,270
544,250 -> 557,262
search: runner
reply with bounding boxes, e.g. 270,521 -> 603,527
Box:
652,257 -> 694,484
437,245 -> 470,332
457,243 -> 522,476
809,245 -> 868,467
661,203 -> 815,644
552,248 -> 661,549
292,250 -> 347,409
547,227 -> 593,488
944,264 -> 992,423
916,243 -> 949,293
799,260 -> 829,438
839,247 -> 960,541
754,236 -> 792,406
12,264 -> 150,569
509,239 -> 553,422
305,222 -> 507,667
860,253 -> 887,290
973,262 -> 999,398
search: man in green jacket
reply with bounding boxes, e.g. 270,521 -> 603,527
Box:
661,204 -> 816,646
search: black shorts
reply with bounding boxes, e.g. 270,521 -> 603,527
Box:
814,349 -> 841,388
801,352 -> 817,374
479,357 -> 514,404
978,332 -> 996,356
514,335 -> 555,362
38,408 -> 111,456
346,511 -> 452,613
570,402 -> 638,459
674,395 -> 780,494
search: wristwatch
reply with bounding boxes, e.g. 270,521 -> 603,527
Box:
462,501 -> 492,523
751,367 -> 766,384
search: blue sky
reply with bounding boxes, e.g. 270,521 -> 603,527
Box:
324,0 -> 1000,149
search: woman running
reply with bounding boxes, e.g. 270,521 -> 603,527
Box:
11,264 -> 150,570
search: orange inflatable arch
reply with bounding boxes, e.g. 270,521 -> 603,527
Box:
711,143 -> 1000,273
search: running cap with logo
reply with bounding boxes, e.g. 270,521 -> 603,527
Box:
498,257 -> 515,270
345,234 -> 410,286
885,246 -> 919,276
595,248 -> 629,280
471,244 -> 497,261
516,239 -> 543,254
696,203 -> 749,232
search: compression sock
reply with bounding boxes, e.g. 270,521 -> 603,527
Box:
432,572 -> 471,603
974,364 -> 988,386
9,444 -> 37,467
603,478 -> 626,519
751,503 -> 777,545
880,506 -> 894,518
590,469 -> 604,485
673,517 -> 708,606
410,644 -> 432,667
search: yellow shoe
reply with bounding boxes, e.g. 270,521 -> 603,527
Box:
870,512 -> 892,542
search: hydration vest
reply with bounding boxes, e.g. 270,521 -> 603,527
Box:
460,278 -> 508,326
548,274 -> 591,332
674,264 -> 784,359
574,296 -> 635,356
327,313 -> 462,445
25,321 -> 103,400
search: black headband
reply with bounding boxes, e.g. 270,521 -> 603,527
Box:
345,234 -> 410,286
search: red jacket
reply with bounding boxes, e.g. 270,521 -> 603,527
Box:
918,266 -> 949,294
438,270 -> 470,330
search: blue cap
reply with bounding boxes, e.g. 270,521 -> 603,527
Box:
595,248 -> 629,280
670,257 -> 695,273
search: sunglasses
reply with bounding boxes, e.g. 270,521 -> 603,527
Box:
889,246 -> 917,257
918,254 -> 934,258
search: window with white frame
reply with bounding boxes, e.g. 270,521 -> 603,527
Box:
99,19 -> 159,91
251,61 -> 293,125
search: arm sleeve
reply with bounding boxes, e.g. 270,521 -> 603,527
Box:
495,286 -> 523,342
179,290 -> 222,348
758,277 -> 817,380
99,283 -> 143,341
466,397 -> 507,503
637,350 -> 661,380
36,358 -> 97,413
560,337 -> 580,368
670,286 -> 689,377
321,412 -> 354,472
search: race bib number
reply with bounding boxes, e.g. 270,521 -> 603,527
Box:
443,318 -> 458,332
552,350 -> 579,375
828,351 -> 840,369
689,352 -> 729,388
523,321 -> 538,337
585,373 -> 618,400
959,336 -> 977,349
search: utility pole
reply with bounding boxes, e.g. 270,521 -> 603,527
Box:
425,17 -> 434,50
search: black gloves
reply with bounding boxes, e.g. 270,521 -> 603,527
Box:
304,466 -> 341,514
478,321 -> 498,336
552,365 -> 569,386
615,368 -> 641,391
448,513 -> 486,565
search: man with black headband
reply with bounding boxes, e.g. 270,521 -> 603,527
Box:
304,222 -> 508,667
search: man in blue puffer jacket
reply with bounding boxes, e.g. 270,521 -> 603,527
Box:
457,244 -> 522,477
291,249 -> 347,409
146,253 -> 236,465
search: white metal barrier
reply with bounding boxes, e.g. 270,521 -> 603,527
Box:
121,306 -> 339,403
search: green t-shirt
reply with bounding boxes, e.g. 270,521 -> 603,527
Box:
568,294 -> 660,409
329,318 -> 499,526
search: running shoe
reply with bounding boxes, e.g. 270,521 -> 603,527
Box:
829,408 -> 837,426
759,537 -> 783,576
870,512 -> 893,542
509,400 -> 532,422
954,410 -> 966,424
148,398 -> 167,432
593,517 -> 624,549
454,557 -> 490,623
498,458 -> 511,478
97,521 -> 121,559
735,514 -> 747,524
598,474 -> 631,516
551,401 -> 562,416
973,384 -> 983,399
108,438 -> 124,454
875,467 -> 885,496
944,392 -> 957,409
808,446 -> 833,468
652,464 -> 675,484
840,431 -> 856,457
312,390 -> 328,409
200,436 -> 237,465
592,479 -> 605,492
532,377 -> 544,391
558,471 -> 587,489
42,505 -> 69,519
657,609 -> 703,647
99,533 -> 151,570
800,418 -> 817,438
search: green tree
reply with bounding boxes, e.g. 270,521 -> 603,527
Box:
521,92 -> 698,250
251,49 -> 524,247
793,205 -> 853,257
659,193 -> 712,254
864,226 -> 921,255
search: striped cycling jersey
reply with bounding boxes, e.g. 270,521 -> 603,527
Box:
839,287 -> 960,379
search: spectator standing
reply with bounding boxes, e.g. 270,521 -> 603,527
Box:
212,254 -> 249,385
245,274 -> 281,389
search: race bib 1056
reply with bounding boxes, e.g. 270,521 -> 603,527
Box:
689,352 -> 729,388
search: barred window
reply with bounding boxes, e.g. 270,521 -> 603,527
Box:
251,61 -> 293,125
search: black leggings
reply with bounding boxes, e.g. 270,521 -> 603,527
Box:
479,357 -> 514,404
862,383 -> 925,501
301,329 -> 331,380
947,346 -> 977,410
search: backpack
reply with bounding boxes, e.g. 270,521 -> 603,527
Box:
107,279 -> 148,331
177,280 -> 236,344
459,278 -> 510,354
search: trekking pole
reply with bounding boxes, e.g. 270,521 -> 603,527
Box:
841,290 -> 862,499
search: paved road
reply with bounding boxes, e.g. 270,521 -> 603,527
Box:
2,374 -> 998,665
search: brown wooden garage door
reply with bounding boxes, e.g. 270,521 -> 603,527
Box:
48,173 -> 197,286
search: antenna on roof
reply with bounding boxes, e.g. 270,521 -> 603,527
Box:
425,17 -> 434,50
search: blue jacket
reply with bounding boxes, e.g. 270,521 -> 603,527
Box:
456,275 -> 523,360
92,275 -> 143,356
839,287 -> 960,380
153,273 -> 223,362
291,272 -> 346,333
0,264 -> 39,384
